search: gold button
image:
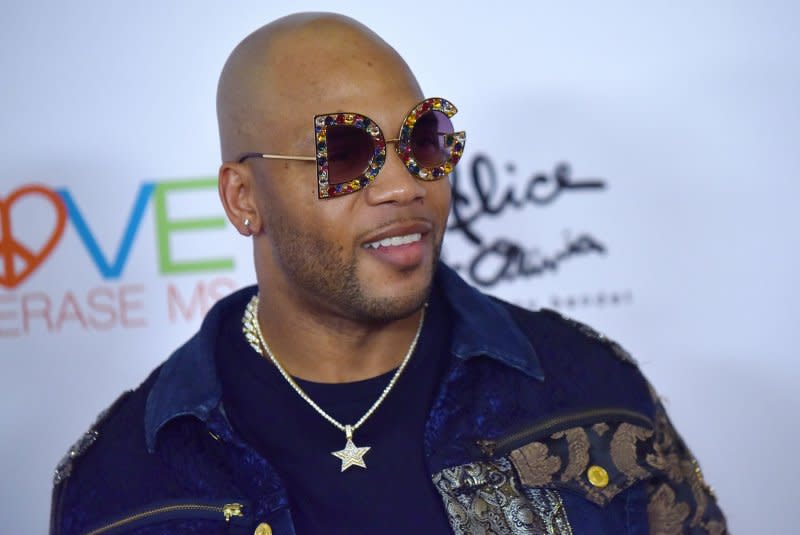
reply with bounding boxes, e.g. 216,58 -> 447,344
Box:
254,523 -> 272,535
587,465 -> 610,488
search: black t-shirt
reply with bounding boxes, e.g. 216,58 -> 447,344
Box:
217,287 -> 454,534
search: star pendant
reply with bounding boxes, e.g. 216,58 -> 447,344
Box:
331,426 -> 370,472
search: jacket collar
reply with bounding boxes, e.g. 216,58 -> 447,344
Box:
144,263 -> 543,452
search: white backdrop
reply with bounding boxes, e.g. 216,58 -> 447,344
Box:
2,1 -> 798,533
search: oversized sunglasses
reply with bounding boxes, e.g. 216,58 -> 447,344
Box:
237,97 -> 466,199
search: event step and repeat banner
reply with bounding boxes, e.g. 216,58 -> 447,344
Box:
3,2 -> 798,532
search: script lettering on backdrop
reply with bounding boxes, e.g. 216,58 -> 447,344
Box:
447,154 -> 606,287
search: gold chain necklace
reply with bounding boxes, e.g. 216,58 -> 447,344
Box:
242,294 -> 425,472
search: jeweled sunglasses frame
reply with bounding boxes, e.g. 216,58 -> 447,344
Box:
236,97 -> 466,199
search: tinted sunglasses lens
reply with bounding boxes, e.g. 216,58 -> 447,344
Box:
410,110 -> 454,168
326,125 -> 375,184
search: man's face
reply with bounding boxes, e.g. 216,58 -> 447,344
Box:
252,84 -> 452,322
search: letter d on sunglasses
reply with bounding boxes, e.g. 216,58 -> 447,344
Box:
237,97 -> 466,199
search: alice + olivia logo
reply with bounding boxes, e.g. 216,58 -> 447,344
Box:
447,154 -> 607,287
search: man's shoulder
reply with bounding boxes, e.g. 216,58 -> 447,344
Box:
52,379 -> 148,487
483,297 -> 655,415
497,299 -> 638,367
435,264 -> 639,381
52,285 -> 257,510
50,366 -> 166,533
427,291 -> 659,474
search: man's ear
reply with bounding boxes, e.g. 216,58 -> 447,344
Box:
218,161 -> 262,236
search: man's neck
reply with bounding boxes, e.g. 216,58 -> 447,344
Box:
256,293 -> 424,384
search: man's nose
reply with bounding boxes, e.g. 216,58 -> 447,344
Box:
362,148 -> 426,206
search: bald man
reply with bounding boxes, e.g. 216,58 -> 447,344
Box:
51,13 -> 726,535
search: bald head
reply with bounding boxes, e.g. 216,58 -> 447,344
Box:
216,13 -> 423,162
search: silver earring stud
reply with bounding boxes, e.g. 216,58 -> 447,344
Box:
243,218 -> 251,235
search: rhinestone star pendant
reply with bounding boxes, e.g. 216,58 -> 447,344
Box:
331,425 -> 370,472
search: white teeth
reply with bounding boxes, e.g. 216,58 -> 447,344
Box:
365,233 -> 422,249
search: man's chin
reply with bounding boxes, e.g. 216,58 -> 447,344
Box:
342,245 -> 439,322
345,271 -> 433,322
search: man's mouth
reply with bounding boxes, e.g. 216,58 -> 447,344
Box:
362,233 -> 423,249
359,221 -> 432,269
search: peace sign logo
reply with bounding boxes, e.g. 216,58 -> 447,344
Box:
0,185 -> 67,289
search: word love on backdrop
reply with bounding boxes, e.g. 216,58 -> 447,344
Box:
0,178 -> 240,338
444,154 -> 632,310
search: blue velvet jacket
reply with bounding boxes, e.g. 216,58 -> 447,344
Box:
51,265 -> 726,534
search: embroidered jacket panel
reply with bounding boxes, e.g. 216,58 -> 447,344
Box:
50,264 -> 727,534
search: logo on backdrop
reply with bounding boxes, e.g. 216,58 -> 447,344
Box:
0,178 -> 238,337
447,154 -> 607,287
